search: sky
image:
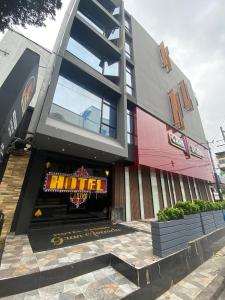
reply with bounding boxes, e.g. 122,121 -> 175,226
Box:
2,0 -> 225,153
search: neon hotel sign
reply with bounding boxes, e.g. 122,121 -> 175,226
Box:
44,167 -> 107,193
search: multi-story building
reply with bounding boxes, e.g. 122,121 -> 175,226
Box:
216,151 -> 225,177
0,0 -> 214,236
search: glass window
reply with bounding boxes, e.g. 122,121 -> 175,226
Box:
125,19 -> 130,32
67,38 -> 103,73
102,103 -> 117,127
127,109 -> 134,144
77,11 -> 104,35
125,40 -> 131,59
126,66 -> 134,96
67,38 -> 119,78
49,76 -> 117,139
112,7 -> 120,16
101,124 -> 116,138
108,28 -> 120,41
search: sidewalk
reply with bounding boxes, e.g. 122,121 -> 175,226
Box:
157,244 -> 225,300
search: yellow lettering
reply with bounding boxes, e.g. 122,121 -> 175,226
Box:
70,178 -> 77,189
97,179 -> 104,192
88,179 -> 97,190
78,178 -> 87,190
50,176 -> 58,189
57,176 -> 65,189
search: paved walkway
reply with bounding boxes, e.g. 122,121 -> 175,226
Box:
0,220 -> 158,280
157,244 -> 225,300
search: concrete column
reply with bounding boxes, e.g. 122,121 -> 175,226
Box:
160,171 -> 167,208
125,166 -> 131,221
138,166 -> 145,220
0,153 -> 30,238
179,175 -> 186,202
150,168 -> 160,217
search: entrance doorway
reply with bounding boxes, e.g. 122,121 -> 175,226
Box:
30,153 -> 112,228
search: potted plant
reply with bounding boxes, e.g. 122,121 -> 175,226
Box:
174,201 -> 203,242
195,200 -> 216,234
151,207 -> 186,258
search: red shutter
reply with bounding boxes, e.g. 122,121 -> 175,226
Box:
179,80 -> 193,111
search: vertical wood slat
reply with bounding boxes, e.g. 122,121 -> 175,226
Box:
173,173 -> 183,201
125,167 -> 131,221
141,166 -> 154,218
168,89 -> 184,130
112,165 -> 125,209
159,41 -> 168,68
179,80 -> 193,111
159,42 -> 172,72
182,175 -> 192,201
168,173 -> 175,206
165,46 -> 172,72
198,180 -> 208,200
129,166 -> 141,220
205,182 -> 213,202
163,171 -> 172,207
189,177 -> 197,199
156,170 -> 164,210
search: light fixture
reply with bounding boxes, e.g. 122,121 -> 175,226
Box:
105,170 -> 110,177
46,161 -> 51,169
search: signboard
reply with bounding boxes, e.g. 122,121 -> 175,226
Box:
168,133 -> 203,159
43,167 -> 107,194
0,49 -> 40,161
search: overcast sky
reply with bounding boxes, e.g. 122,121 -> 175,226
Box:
5,0 -> 225,152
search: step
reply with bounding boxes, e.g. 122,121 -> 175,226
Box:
1,266 -> 139,299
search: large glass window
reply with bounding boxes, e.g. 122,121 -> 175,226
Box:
125,40 -> 131,59
127,109 -> 134,144
67,38 -> 119,78
126,66 -> 134,96
125,18 -> 131,32
49,76 -> 117,139
77,11 -> 104,35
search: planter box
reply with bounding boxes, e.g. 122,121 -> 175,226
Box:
212,210 -> 225,229
184,214 -> 203,242
200,211 -> 216,235
151,219 -> 187,258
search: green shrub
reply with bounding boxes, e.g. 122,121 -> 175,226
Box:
175,201 -> 200,215
157,207 -> 184,222
194,200 -> 222,212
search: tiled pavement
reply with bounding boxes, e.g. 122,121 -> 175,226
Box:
1,266 -> 139,299
157,245 -> 225,300
0,220 -> 159,280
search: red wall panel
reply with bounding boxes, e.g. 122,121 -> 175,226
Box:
136,108 -> 214,182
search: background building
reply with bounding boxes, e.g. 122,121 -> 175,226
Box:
0,0 -> 214,237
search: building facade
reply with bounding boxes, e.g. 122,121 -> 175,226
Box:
0,0 -> 214,235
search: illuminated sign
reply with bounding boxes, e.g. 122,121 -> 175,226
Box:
168,133 -> 185,151
43,167 -> 107,194
190,145 -> 203,159
168,133 -> 203,159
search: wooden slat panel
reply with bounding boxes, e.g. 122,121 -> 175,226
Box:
168,173 -> 175,206
112,165 -> 125,208
173,173 -> 183,201
198,180 -> 208,200
168,90 -> 184,130
189,177 -> 197,199
159,41 -> 168,68
129,165 -> 141,220
179,80 -> 193,111
156,170 -> 164,210
205,183 -> 213,202
165,46 -> 172,72
182,175 -> 192,201
141,166 -> 154,218
163,171 -> 172,207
